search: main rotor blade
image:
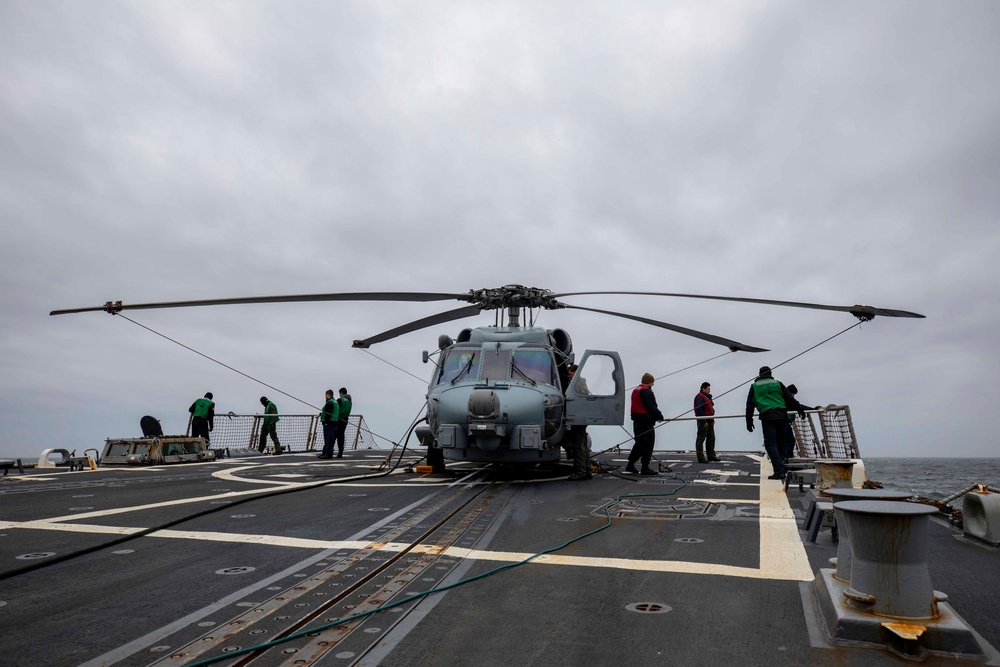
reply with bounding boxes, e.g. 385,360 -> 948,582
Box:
352,305 -> 484,348
550,291 -> 925,319
49,292 -> 471,316
563,304 -> 768,353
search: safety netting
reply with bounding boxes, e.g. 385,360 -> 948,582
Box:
185,414 -> 375,454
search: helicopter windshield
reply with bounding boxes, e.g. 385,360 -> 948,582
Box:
512,347 -> 557,385
437,348 -> 481,384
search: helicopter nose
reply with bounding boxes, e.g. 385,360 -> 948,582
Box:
468,389 -> 500,420
467,389 -> 504,451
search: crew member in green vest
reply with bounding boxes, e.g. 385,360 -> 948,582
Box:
335,388 -> 353,458
745,367 -> 805,480
318,389 -> 339,459
189,392 -> 215,449
258,396 -> 282,455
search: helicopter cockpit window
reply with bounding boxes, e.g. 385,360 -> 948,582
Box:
480,348 -> 513,381
438,348 -> 481,384
512,348 -> 556,385
575,353 -> 618,397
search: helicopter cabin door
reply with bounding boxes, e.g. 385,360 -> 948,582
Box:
564,350 -> 625,426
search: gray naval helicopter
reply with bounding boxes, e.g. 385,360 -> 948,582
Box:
51,284 -> 924,469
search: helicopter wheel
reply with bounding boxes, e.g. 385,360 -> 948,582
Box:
426,445 -> 446,473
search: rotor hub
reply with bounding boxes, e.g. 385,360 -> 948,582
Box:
465,285 -> 563,311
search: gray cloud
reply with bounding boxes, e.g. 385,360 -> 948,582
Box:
2,1 -> 998,462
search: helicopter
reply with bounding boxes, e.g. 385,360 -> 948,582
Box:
51,284 -> 924,468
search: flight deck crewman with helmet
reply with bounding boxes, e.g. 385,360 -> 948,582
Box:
745,366 -> 805,480
627,373 -> 665,476
189,392 -> 215,449
258,396 -> 282,455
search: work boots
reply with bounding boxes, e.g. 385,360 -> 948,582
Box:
624,462 -> 639,474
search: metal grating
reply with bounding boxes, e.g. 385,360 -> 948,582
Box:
792,405 -> 859,459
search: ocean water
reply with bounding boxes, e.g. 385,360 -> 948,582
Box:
864,457 -> 1000,500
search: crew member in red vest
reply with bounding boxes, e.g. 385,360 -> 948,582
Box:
627,373 -> 665,475
694,382 -> 719,463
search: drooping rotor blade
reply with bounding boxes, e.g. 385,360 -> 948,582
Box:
352,305 -> 484,348
49,292 -> 472,316
550,291 -> 925,320
562,304 -> 768,353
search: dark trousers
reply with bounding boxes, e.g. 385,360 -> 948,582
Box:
783,421 -> 796,460
258,423 -> 281,453
321,422 -> 338,458
761,419 -> 787,476
695,421 -> 716,461
335,420 -> 348,456
567,426 -> 590,476
629,418 -> 656,468
192,417 -> 210,446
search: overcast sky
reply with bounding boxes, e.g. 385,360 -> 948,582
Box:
2,1 -> 998,465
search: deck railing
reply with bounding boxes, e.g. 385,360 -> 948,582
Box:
677,405 -> 860,459
184,413 -> 375,454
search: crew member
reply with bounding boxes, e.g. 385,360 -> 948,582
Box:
627,373 -> 665,476
189,392 -> 215,449
746,366 -> 805,480
782,384 -> 817,461
565,364 -> 591,481
335,387 -> 352,458
694,382 -> 719,463
318,389 -> 339,459
258,396 -> 282,455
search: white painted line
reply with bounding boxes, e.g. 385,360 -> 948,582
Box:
4,455 -> 809,583
0,521 -> 807,581
3,498 -> 810,584
677,497 -> 760,505
753,454 -> 814,582
690,479 -> 758,486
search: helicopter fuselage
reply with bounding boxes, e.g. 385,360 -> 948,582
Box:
422,326 -> 624,464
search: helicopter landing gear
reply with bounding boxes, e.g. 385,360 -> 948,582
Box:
426,443 -> 446,473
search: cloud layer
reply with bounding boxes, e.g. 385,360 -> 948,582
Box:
2,1 -> 998,461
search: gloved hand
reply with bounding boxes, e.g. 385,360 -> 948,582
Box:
746,420 -> 755,433
797,409 -> 806,420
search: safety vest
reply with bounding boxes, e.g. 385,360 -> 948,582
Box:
694,391 -> 715,416
752,378 -> 786,413
192,398 -> 214,419
631,385 -> 652,417
264,401 -> 279,424
337,396 -> 352,422
322,398 -> 340,424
